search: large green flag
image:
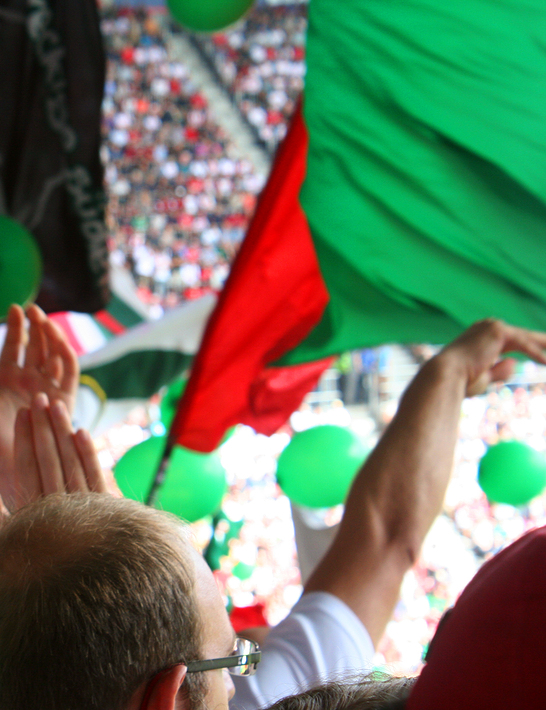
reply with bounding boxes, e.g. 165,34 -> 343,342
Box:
174,0 -> 546,452
282,0 -> 546,364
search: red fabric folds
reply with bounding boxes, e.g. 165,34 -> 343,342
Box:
170,105 -> 331,452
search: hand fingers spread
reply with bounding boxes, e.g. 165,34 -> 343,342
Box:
0,304 -> 25,368
24,304 -> 48,368
42,318 -> 79,400
450,321 -> 546,387
49,399 -> 88,493
14,407 -> 43,508
478,321 -> 546,363
503,331 -> 546,365
73,429 -> 111,494
30,393 -> 65,495
466,358 -> 516,398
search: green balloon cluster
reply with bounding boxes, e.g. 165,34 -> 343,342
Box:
114,435 -> 227,523
0,216 -> 42,319
276,425 -> 369,508
478,440 -> 546,506
167,0 -> 254,32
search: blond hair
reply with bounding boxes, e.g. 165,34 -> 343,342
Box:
0,494 -> 204,710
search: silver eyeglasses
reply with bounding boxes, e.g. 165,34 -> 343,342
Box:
186,637 -> 261,677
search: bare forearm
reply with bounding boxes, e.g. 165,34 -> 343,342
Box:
305,353 -> 466,642
345,352 -> 466,559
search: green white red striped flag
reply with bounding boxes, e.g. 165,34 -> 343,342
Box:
40,265 -> 216,434
72,294 -> 216,434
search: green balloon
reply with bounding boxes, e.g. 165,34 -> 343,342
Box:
114,435 -> 164,502
0,216 -> 42,319
478,440 -> 546,506
156,444 -> 227,523
114,435 -> 227,522
166,0 -> 254,32
276,425 -> 369,508
160,378 -> 187,429
232,561 -> 255,581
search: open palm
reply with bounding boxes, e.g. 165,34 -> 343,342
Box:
0,304 -> 79,509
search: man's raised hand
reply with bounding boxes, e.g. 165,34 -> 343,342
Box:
441,319 -> 546,398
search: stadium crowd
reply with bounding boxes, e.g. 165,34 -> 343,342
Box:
101,7 -> 265,313
193,3 -> 306,154
1,1 -> 546,708
5,299 -> 546,710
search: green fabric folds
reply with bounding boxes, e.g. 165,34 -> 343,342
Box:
282,0 -> 546,364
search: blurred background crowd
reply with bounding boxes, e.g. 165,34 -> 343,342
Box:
192,3 -> 305,153
101,7 -> 267,313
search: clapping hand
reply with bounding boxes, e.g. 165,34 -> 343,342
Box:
0,304 -> 79,508
0,303 -> 79,411
12,393 -> 113,510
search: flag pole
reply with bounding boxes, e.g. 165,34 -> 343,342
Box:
145,436 -> 174,506
146,374 -> 191,506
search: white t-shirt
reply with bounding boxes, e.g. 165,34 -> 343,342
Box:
231,592 -> 375,710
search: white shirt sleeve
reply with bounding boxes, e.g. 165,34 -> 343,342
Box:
230,591 -> 375,710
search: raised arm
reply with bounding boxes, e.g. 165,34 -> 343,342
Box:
304,320 -> 546,646
0,304 -> 79,508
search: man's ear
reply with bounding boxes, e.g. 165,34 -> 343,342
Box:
140,665 -> 188,710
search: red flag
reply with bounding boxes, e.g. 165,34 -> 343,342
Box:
170,104 -> 332,453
